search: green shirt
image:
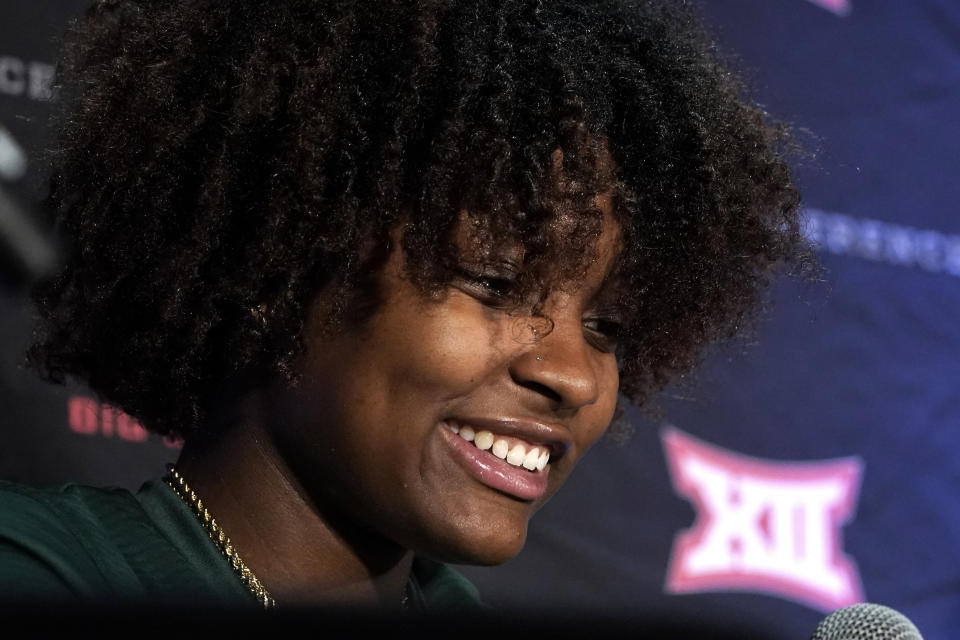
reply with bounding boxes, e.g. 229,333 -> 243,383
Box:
0,479 -> 480,610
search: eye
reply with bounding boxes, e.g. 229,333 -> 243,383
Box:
582,316 -> 624,353
454,267 -> 518,306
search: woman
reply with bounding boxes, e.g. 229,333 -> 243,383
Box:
1,0 -> 807,611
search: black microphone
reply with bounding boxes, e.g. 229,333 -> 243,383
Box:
810,603 -> 923,640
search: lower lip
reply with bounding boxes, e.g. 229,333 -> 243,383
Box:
440,425 -> 550,501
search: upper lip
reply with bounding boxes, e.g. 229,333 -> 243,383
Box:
445,416 -> 573,461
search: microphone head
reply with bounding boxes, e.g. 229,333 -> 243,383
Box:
810,603 -> 922,640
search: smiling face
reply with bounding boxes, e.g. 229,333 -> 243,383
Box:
267,209 -> 623,566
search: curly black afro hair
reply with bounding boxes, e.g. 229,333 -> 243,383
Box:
29,0 -> 810,439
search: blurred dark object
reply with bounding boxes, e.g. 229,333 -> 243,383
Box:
0,124 -> 28,181
0,183 -> 57,290
0,125 -> 56,289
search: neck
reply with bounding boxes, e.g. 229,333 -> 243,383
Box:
174,396 -> 414,608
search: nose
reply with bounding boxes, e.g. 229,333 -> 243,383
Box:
508,314 -> 601,412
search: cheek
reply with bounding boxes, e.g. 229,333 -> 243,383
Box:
568,363 -> 620,457
375,296 -> 512,394
592,365 -> 620,439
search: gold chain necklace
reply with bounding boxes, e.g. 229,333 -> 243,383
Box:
164,464 -> 277,609
164,464 -> 414,611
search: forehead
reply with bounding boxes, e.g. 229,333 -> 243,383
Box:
451,197 -> 624,297
455,141 -> 618,240
455,180 -> 618,245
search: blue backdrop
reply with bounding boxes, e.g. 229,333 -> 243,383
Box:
1,1 -> 957,637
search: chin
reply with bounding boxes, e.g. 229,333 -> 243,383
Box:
413,512 -> 531,566
429,538 -> 528,567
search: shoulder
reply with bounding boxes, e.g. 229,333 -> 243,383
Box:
0,480 -> 141,600
0,480 -> 145,546
0,479 -> 258,606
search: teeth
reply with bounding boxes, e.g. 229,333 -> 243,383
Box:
522,448 -> 540,470
449,421 -> 551,471
537,450 -> 549,471
506,444 -> 526,466
474,430 -> 494,450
